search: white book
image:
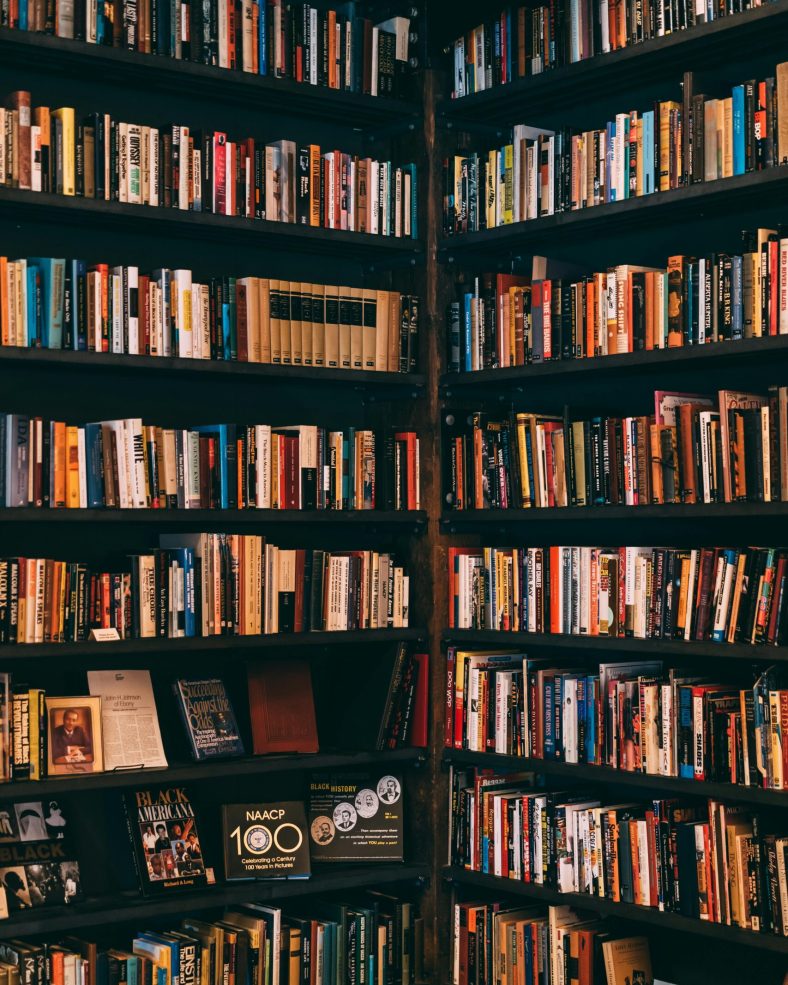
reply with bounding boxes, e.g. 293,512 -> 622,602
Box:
127,266 -> 139,355
148,128 -> 160,207
118,122 -> 128,203
110,271 -> 122,353
127,123 -> 142,204
87,669 -> 167,770
173,269 -> 193,358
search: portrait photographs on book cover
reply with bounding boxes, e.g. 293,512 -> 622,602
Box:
308,772 -> 403,862
45,697 -> 104,776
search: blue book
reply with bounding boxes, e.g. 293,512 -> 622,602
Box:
576,676 -> 586,760
341,433 -> 349,508
570,0 -> 580,62
84,423 -> 104,508
732,85 -> 746,175
257,0 -> 267,74
408,162 -> 418,239
26,264 -> 40,347
19,0 -> 27,31
30,257 -> 65,348
731,255 -> 743,339
463,293 -> 472,371
711,550 -> 739,641
585,676 -> 597,763
622,115 -> 631,199
222,302 -> 232,361
679,686 -> 694,778
543,678 -> 555,758
606,121 -> 615,201
347,427 -> 356,509
136,934 -> 179,985
172,677 -> 245,760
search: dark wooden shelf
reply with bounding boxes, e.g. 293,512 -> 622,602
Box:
0,508 -> 427,529
0,863 -> 429,939
0,346 -> 426,396
0,27 -> 422,129
439,334 -> 788,393
443,629 -> 788,663
441,502 -> 788,529
0,188 -> 424,260
0,627 -> 427,663
437,1 -> 788,125
443,750 -> 787,807
437,167 -> 788,260
0,748 -> 425,799
442,866 -> 788,953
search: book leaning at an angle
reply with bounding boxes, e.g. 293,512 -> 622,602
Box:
602,936 -> 654,985
122,785 -> 214,895
172,677 -> 244,761
87,670 -> 167,771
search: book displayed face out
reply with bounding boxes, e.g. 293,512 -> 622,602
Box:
222,802 -> 310,881
308,772 -> 403,862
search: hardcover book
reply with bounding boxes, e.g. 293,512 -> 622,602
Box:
308,771 -> 403,863
246,659 -> 318,755
172,678 -> 244,761
123,786 -> 214,895
222,802 -> 310,881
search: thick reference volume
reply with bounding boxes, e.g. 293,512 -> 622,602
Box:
173,678 -> 244,761
123,786 -> 213,894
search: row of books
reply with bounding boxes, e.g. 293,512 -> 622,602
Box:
0,259 -> 420,370
447,544 -> 788,645
0,890 -> 419,983
443,388 -> 788,510
1,2 -> 416,98
451,770 -> 788,934
452,903 -> 653,985
445,650 -> 786,789
1,91 -> 418,237
0,649 -> 426,781
446,229 -> 788,373
0,416 -> 421,512
442,66 -> 788,235
0,538 -> 410,643
449,0 -> 764,96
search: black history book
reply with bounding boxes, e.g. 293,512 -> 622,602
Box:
308,772 -> 404,863
173,678 -> 244,761
123,786 -> 214,895
221,802 -> 310,881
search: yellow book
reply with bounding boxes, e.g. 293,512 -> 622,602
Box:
51,107 -> 76,196
503,143 -> 514,224
65,425 -> 80,508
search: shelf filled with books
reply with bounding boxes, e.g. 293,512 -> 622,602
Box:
442,866 -> 788,954
0,28 -> 423,128
438,1 -> 788,124
442,750 -> 786,807
0,862 -> 430,938
443,630 -> 788,663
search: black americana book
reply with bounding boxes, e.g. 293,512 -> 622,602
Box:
172,678 -> 244,761
123,786 -> 214,894
221,802 -> 310,881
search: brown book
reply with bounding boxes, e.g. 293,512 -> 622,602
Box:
5,92 -> 31,191
677,402 -> 700,504
777,61 -> 788,165
246,658 -> 318,754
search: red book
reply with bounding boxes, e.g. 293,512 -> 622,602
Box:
247,658 -> 318,754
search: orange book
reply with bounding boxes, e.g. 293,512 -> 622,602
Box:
327,10 -> 337,88
0,257 -> 8,346
549,546 -> 562,634
52,421 -> 67,508
65,426 -> 80,508
585,278 -> 595,358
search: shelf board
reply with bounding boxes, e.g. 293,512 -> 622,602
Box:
439,335 -> 788,392
441,502 -> 788,529
0,508 -> 428,528
0,346 -> 425,395
443,629 -> 788,663
0,188 -> 424,260
438,1 -> 788,124
0,863 -> 429,939
0,28 -> 422,129
442,866 -> 788,953
0,627 -> 427,663
1,748 -> 425,798
442,750 -> 787,807
438,168 -> 788,259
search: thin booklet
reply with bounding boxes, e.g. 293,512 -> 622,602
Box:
87,670 -> 168,771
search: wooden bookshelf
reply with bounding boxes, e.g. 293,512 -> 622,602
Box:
442,866 -> 788,954
438,166 -> 788,261
443,629 -> 788,662
0,27 -> 423,127
443,749 -> 788,807
0,864 -> 430,940
437,0 -> 788,124
0,747 -> 425,799
0,187 -> 424,260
